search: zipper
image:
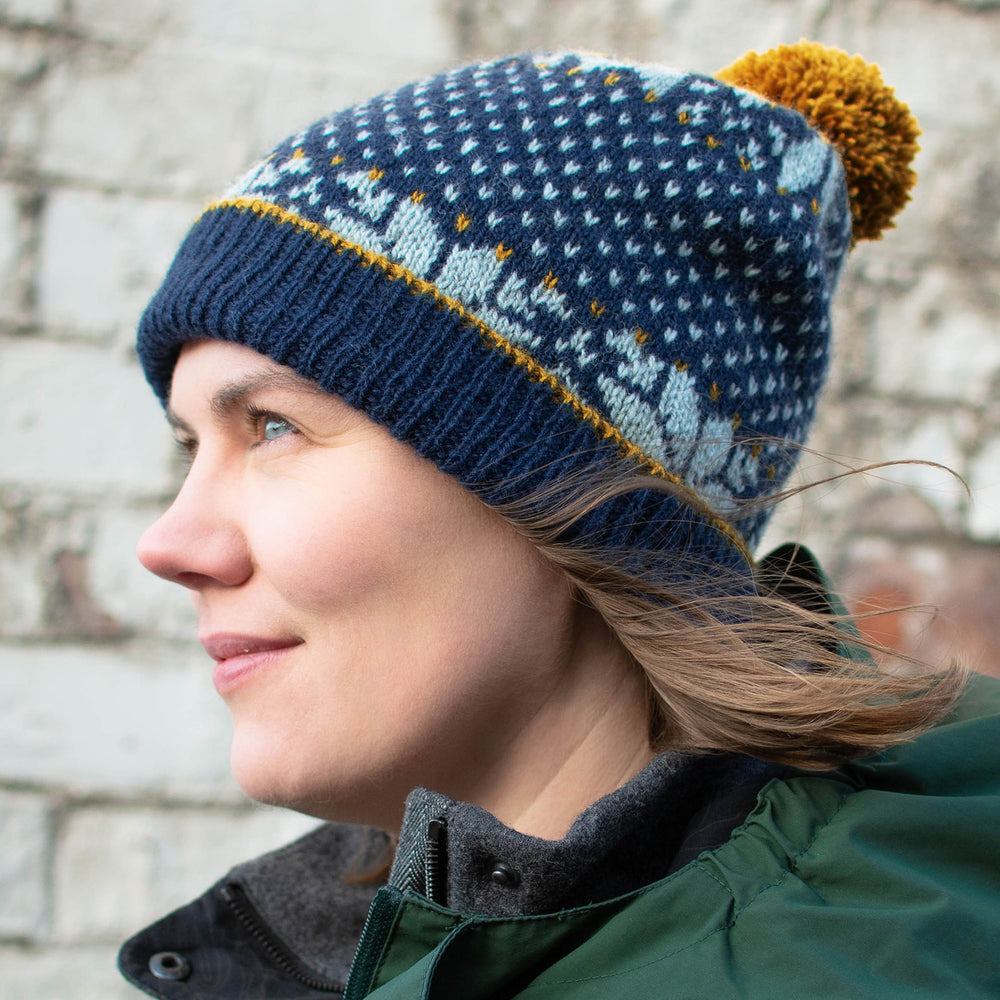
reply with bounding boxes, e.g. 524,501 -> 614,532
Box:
424,817 -> 448,906
345,815 -> 449,999
343,885 -> 404,1000
221,881 -> 346,994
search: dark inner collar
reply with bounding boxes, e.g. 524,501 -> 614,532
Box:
390,751 -> 784,917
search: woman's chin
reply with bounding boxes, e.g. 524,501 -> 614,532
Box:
227,733 -> 389,826
229,733 -> 319,813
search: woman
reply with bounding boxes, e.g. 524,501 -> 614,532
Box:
119,42 -> 999,998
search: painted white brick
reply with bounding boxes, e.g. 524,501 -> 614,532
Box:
854,2 -> 1000,130
186,0 -> 454,64
0,0 -> 60,23
2,88 -> 41,163
2,491 -> 194,642
39,49 -> 268,195
0,542 -> 45,637
0,489 -> 119,639
967,438 -> 1000,539
250,59 -> 439,160
0,339 -> 176,493
635,0 -> 800,68
37,187 -> 200,340
757,400 -> 972,567
868,409 -> 972,519
0,641 -> 237,794
0,30 -> 47,82
0,185 -> 19,321
640,0 -> 1000,120
1,3 -> 998,999
846,124 -> 999,272
0,791 -> 50,941
51,5 -> 456,189
90,501 -> 199,641
54,804 -> 317,942
1,491 -> 56,639
0,945 -> 136,1000
870,265 -> 1000,403
69,0 -> 179,47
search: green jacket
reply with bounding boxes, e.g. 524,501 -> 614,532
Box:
349,674 -> 1000,999
120,673 -> 1000,998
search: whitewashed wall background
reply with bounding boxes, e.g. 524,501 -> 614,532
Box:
1,1 -> 998,996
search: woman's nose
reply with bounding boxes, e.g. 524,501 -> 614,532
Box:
136,469 -> 252,590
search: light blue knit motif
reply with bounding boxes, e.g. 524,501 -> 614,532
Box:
224,52 -> 851,527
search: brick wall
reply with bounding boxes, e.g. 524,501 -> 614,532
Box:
1,1 -> 997,996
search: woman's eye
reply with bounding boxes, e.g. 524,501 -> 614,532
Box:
246,406 -> 300,446
262,416 -> 296,441
172,435 -> 197,457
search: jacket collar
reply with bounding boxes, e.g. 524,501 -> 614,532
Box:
388,752 -> 782,916
119,752 -> 779,997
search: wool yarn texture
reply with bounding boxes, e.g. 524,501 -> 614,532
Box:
137,43 -> 917,578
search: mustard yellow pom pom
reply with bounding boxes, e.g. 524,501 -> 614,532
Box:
717,41 -> 920,242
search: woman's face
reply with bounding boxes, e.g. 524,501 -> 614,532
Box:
137,340 -> 586,829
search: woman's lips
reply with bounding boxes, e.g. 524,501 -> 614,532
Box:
201,633 -> 303,695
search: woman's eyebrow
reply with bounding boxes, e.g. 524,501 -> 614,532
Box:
164,408 -> 193,435
165,369 -> 331,429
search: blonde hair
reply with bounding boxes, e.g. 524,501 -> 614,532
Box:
495,466 -> 966,770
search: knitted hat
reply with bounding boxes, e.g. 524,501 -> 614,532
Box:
137,42 -> 918,578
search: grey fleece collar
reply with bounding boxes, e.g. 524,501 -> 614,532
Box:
389,751 -> 781,917
226,750 -> 782,981
227,821 -> 389,984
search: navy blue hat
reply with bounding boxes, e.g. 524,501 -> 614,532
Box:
137,43 -> 917,577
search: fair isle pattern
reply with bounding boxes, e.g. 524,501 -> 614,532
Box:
207,196 -> 749,555
225,53 -> 848,528
139,52 -> 852,562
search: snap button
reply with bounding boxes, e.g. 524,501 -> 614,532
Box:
149,951 -> 192,981
490,863 -> 519,887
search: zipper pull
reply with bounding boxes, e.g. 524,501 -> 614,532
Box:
424,818 -> 448,906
